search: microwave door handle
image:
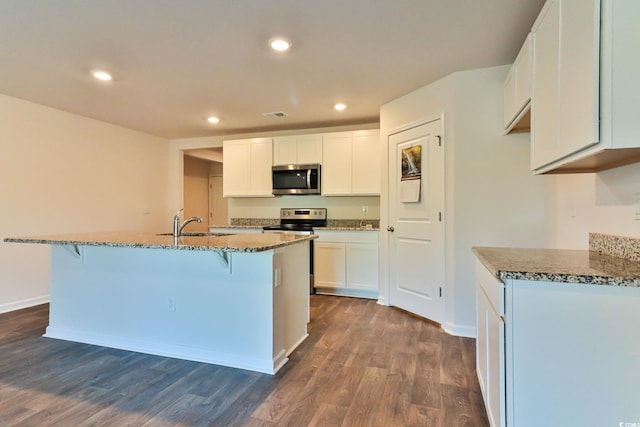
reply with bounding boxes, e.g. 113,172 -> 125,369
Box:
307,169 -> 312,189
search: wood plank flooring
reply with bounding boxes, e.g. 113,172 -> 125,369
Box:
0,296 -> 489,426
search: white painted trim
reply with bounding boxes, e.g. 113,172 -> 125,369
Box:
314,288 -> 378,299
442,321 -> 476,338
44,326 -> 286,375
285,333 -> 309,356
0,295 -> 49,314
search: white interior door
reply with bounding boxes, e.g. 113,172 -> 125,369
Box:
388,119 -> 444,323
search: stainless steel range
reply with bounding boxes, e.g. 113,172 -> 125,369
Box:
263,208 -> 327,293
263,208 -> 327,233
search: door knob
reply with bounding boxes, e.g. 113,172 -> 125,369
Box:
387,226 -> 395,232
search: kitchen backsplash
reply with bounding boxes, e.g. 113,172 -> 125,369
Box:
589,233 -> 640,262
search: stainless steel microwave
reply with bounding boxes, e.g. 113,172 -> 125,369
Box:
272,164 -> 321,195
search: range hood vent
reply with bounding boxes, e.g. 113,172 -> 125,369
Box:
262,111 -> 288,118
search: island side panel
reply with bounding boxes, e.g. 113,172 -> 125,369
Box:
47,245 -> 278,373
272,240 -> 310,369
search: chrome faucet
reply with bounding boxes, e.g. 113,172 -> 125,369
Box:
173,208 -> 203,237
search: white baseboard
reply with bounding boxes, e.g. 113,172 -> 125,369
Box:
443,321 -> 476,338
44,326 -> 281,375
0,295 -> 49,314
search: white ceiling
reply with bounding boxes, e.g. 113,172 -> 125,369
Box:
0,0 -> 545,140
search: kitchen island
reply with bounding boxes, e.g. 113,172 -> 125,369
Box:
4,231 -> 315,374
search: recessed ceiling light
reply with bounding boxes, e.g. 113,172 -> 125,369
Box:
91,70 -> 113,81
334,103 -> 347,111
269,37 -> 292,52
207,116 -> 220,124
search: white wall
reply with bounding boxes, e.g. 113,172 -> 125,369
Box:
553,163 -> 640,248
170,124 -> 381,222
0,94 -> 173,313
380,66 -> 553,336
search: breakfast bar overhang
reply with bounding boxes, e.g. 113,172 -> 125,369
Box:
4,232 -> 314,374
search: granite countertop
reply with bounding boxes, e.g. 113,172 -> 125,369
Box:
209,224 -> 380,232
320,226 -> 380,231
4,231 -> 316,253
213,218 -> 381,232
473,245 -> 640,287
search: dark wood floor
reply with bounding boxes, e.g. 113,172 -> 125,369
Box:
0,296 -> 489,426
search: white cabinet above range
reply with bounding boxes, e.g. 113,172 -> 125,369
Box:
273,134 -> 322,166
222,128 -> 380,198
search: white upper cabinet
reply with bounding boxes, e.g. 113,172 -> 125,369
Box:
531,0 -> 640,174
222,138 -> 273,197
273,134 -> 322,166
504,33 -> 533,133
322,130 -> 380,196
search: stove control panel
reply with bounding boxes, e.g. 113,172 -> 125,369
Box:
280,208 -> 327,220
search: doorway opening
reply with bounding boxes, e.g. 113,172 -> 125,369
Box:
183,148 -> 227,229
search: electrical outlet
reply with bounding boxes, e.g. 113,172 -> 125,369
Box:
167,297 -> 176,312
361,206 -> 368,215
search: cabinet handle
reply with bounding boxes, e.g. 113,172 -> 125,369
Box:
387,226 -> 395,232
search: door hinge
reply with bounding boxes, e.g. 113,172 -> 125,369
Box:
439,287 -> 442,297
437,135 -> 442,147
439,212 -> 442,222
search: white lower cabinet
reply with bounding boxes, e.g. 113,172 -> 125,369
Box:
475,258 -> 640,426
475,260 -> 505,427
314,243 -> 346,289
314,230 -> 378,298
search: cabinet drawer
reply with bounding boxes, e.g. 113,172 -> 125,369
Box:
313,230 -> 378,244
476,260 -> 505,316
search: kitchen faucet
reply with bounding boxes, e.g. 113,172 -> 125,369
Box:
173,208 -> 203,237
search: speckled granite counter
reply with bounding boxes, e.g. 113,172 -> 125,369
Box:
4,231 -> 316,253
217,218 -> 381,231
473,242 -> 640,287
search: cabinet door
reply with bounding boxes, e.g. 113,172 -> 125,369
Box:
346,243 -> 378,291
556,0 -> 600,156
296,134 -> 323,164
222,141 -> 250,197
322,133 -> 352,195
487,305 -> 505,427
352,130 -> 380,195
314,242 -> 346,288
531,0 -> 600,170
476,282 -> 490,408
503,67 -> 518,129
476,260 -> 506,427
273,136 -> 298,166
248,138 -> 273,196
531,0 -> 561,169
515,34 -> 532,114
